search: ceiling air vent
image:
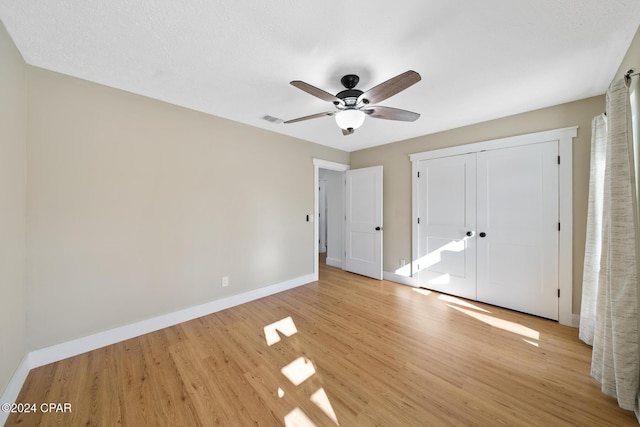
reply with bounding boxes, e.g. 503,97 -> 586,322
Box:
260,114 -> 283,124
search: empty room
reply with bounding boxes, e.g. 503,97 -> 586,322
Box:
2,1 -> 640,426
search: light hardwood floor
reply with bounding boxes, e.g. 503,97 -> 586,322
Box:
6,260 -> 637,426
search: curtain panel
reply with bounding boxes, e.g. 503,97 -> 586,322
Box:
580,77 -> 640,412
579,113 -> 607,345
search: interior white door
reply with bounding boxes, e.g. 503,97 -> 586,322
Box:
476,141 -> 559,320
417,154 -> 477,300
345,166 -> 383,280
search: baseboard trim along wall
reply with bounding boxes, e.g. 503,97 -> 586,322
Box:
325,257 -> 342,268
0,273 -> 314,425
0,355 -> 31,425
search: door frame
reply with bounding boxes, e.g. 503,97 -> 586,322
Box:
409,126 -> 577,326
313,158 -> 350,281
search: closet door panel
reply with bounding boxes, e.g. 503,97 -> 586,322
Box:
476,141 -> 559,320
417,154 -> 476,300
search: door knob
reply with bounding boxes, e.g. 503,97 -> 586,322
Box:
479,232 -> 487,238
466,231 -> 474,237
375,226 -> 382,231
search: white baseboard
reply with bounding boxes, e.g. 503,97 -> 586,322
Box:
29,273 -> 314,369
0,355 -> 31,426
325,257 -> 342,268
0,273 -> 314,424
383,271 -> 419,287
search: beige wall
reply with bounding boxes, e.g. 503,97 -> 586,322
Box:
0,21 -> 28,396
350,95 -> 605,315
26,68 -> 348,349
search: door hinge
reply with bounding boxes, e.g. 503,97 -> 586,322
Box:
417,171 -> 420,178
558,222 -> 561,231
417,217 -> 420,224
557,155 -> 561,164
557,289 -> 560,298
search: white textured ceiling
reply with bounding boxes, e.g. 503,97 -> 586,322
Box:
1,1 -> 639,152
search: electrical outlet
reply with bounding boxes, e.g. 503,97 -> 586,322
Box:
400,259 -> 407,267
222,276 -> 229,287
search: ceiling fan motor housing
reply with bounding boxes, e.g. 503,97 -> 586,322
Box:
336,89 -> 363,106
336,74 -> 365,106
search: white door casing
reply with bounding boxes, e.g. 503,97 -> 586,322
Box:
345,166 -> 383,280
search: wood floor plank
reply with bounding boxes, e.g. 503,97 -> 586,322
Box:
6,260 -> 638,426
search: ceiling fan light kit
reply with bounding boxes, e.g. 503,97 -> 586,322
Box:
285,70 -> 421,136
335,109 -> 366,131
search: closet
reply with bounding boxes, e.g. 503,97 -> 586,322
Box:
410,128 -> 576,322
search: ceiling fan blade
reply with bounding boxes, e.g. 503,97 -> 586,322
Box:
284,111 -> 335,124
290,81 -> 343,105
365,106 -> 420,122
342,128 -> 355,136
358,70 -> 421,105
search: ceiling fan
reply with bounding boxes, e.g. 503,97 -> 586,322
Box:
284,70 -> 422,135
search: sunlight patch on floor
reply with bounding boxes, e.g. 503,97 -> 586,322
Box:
264,316 -> 298,346
412,288 -> 432,296
448,305 -> 540,340
284,407 -> 317,427
281,357 -> 316,386
311,388 -> 339,425
264,316 -> 340,426
437,294 -> 490,313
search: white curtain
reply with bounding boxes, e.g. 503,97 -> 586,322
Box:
579,113 -> 607,344
580,77 -> 640,413
631,74 -> 640,243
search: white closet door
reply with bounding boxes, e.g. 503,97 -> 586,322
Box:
417,153 -> 477,300
476,141 -> 559,320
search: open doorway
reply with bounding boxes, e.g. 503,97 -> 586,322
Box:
319,168 -> 344,267
313,159 -> 349,280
